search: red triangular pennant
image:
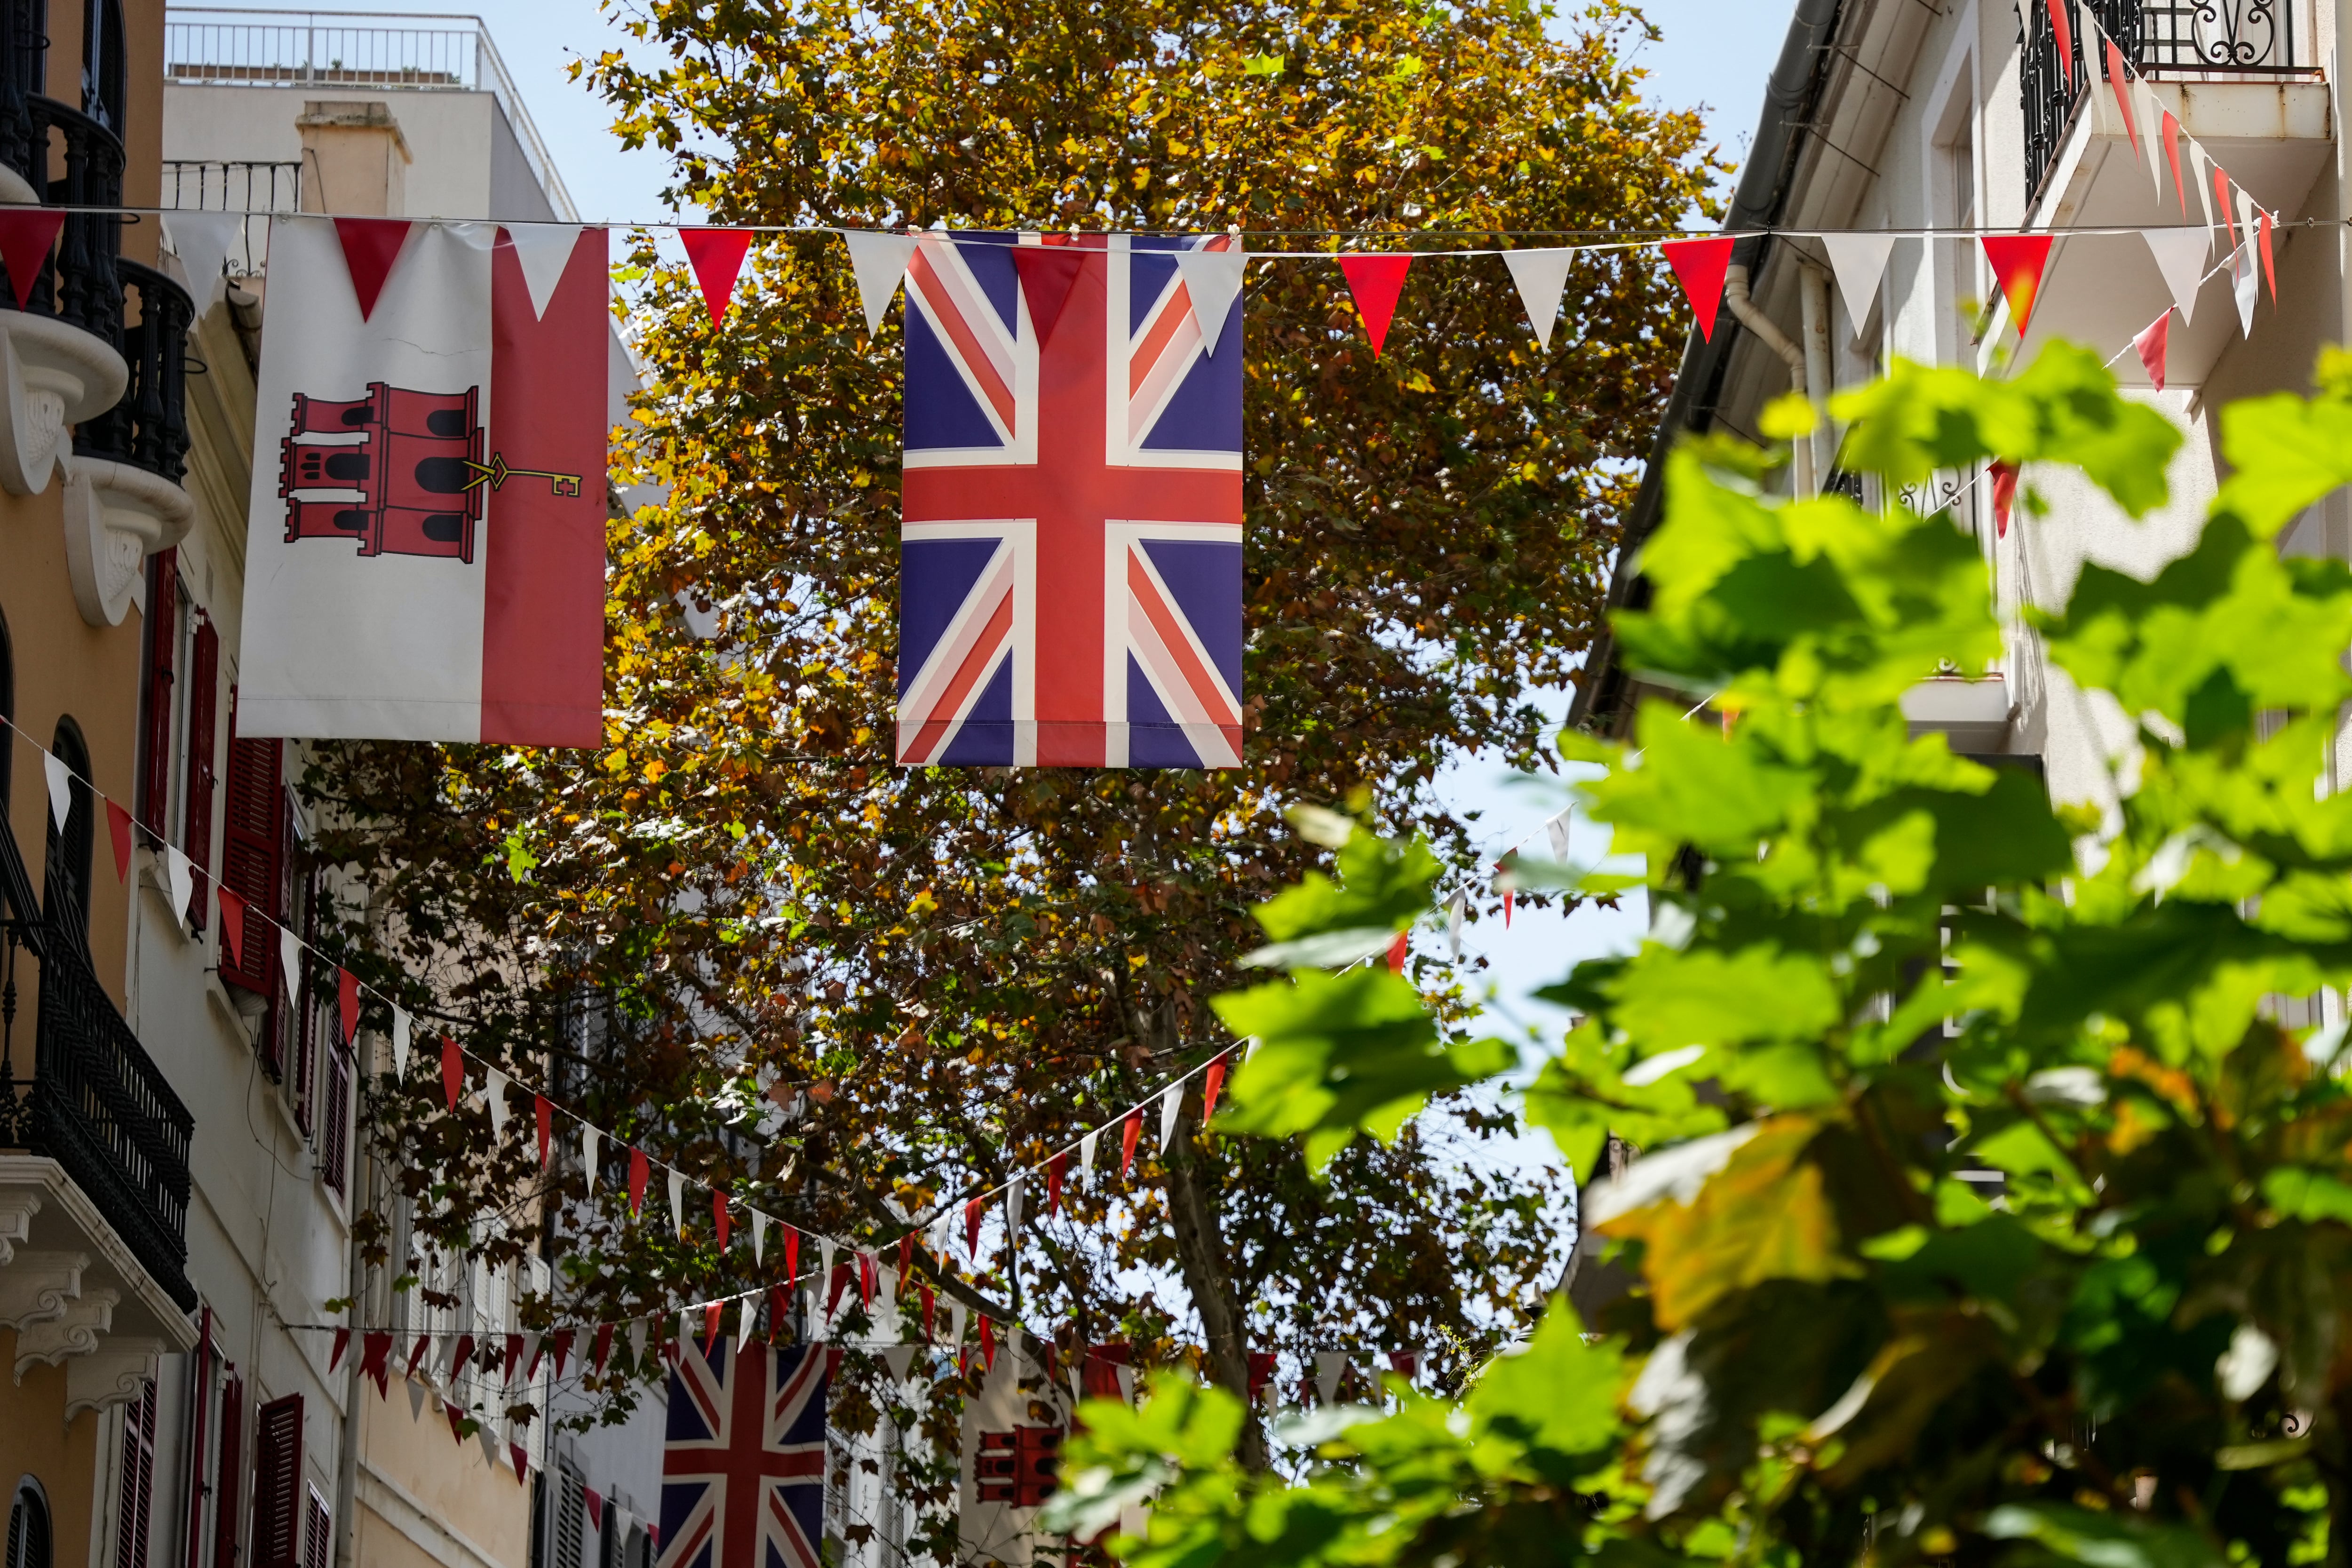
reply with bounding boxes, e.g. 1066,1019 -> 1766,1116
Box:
332,218 -> 414,321
1046,1152 -> 1065,1216
978,1313 -> 997,1372
2259,209 -> 2278,302
361,1331 -> 392,1398
1202,1057 -> 1227,1123
1661,237 -> 1734,342
1990,460 -> 2019,540
330,1327 -> 350,1373
535,1095 -> 553,1169
584,1487 -> 603,1532
510,1444 -> 529,1480
1121,1107 -> 1143,1176
591,1323 -> 615,1374
712,1187 -> 731,1251
441,1035 -> 464,1112
681,228 -> 753,329
1980,235 -> 2054,338
965,1197 -> 984,1257
1011,244 -> 1086,348
898,1233 -> 915,1282
783,1226 -> 801,1282
2105,40 -> 2139,159
1386,931 -> 1409,973
2045,0 -> 2074,88
2215,166 -> 2240,251
769,1286 -> 789,1344
446,1402 -> 467,1443
551,1328 -> 573,1378
2161,111 -> 2187,212
107,801 -> 132,883
703,1300 -> 723,1349
627,1149 -> 649,1216
827,1261 -> 851,1317
502,1333 -> 523,1385
1336,254 -> 1412,357
216,888 -> 246,969
858,1251 -> 876,1309
338,968 -> 359,1045
921,1285 -> 936,1341
0,209 -> 63,311
2134,310 -> 2170,393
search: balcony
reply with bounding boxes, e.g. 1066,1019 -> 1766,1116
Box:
0,823 -> 197,1410
2009,0 -> 2329,391
64,261 -> 199,624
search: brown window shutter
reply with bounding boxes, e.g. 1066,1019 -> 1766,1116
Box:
213,1377 -> 245,1568
320,1043 -> 350,1197
137,549 -> 177,835
290,868 -> 318,1134
250,1394 -> 302,1568
183,616 -> 218,934
112,1377 -> 155,1568
219,693 -> 284,1041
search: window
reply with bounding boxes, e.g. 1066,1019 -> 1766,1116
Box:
212,1377 -> 244,1568
5,1482 -> 49,1568
112,1379 -> 155,1568
42,720 -> 92,939
319,1033 -> 350,1198
78,0 -> 122,134
547,1463 -> 586,1568
249,1394 -> 302,1568
219,697 -> 283,1035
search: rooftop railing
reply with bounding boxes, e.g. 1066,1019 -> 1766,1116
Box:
162,8 -> 577,221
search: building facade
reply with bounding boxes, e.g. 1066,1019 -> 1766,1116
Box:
1574,0 -> 2345,798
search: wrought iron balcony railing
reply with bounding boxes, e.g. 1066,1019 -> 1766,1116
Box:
0,821 -> 197,1312
2023,0 -> 2316,201
74,262 -> 196,484
0,95 -> 128,350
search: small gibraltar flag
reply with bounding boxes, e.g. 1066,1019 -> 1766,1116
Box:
236,216 -> 609,746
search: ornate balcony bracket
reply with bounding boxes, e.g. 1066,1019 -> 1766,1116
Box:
0,309 -> 127,496
0,1248 -> 84,1330
64,1335 -> 161,1417
61,454 -> 194,627
13,1281 -> 114,1373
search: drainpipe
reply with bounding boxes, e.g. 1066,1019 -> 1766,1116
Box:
1723,263 -> 1815,498
333,889 -> 393,1568
1798,263 -> 1836,483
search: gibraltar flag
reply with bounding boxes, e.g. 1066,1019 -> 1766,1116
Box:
236,216 -> 608,746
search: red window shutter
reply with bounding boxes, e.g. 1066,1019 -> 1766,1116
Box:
219,693 -> 283,1030
137,549 -> 177,834
112,1377 -> 155,1568
250,1394 -> 303,1568
183,617 -> 218,935
213,1377 -> 245,1568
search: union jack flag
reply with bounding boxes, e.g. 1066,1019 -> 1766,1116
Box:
898,232 -> 1245,768
656,1340 -> 828,1568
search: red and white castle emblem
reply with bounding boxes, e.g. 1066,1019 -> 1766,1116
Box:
278,382 -> 581,564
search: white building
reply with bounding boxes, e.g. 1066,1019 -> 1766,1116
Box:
1574,0 -> 2343,807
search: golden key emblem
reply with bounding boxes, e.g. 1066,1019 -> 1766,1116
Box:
463,451 -> 584,498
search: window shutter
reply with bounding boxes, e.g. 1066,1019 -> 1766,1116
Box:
219,695 -> 283,1024
111,1378 -> 155,1568
300,1489 -> 327,1568
212,1377 -> 244,1568
137,549 -> 177,837
290,868 -> 318,1134
183,616 -> 218,934
554,1466 -> 585,1568
320,1043 -> 350,1197
249,1394 -> 302,1568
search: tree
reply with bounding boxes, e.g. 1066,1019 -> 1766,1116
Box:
301,0 -> 1717,1515
1050,349 -> 2352,1567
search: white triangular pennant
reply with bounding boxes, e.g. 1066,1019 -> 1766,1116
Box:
1078,1128 -> 1100,1188
819,1236 -> 836,1291
1173,243 -> 1247,354
163,846 -> 194,922
1819,232 -> 1896,339
842,231 -> 919,336
1157,1084 -> 1182,1152
42,752 -> 69,831
1004,1178 -> 1023,1245
515,1332 -> 540,1385
477,1421 -> 499,1467
2190,143 -> 2217,236
1447,890 -> 1466,960
752,1211 -> 769,1266
2143,227 -> 2209,325
163,209 -> 242,300
1500,248 -> 1574,351
948,1301 -> 968,1347
279,927 -> 302,1004
737,1297 -> 758,1349
582,1125 -> 600,1193
391,1009 -> 412,1077
883,1344 -> 918,1381
406,1376 -> 428,1421
485,1069 -> 509,1134
504,224 -> 586,321
1544,810 -> 1571,863
626,1318 -> 647,1370
1314,1349 -> 1347,1402
666,1168 -> 685,1235
2235,188 -> 2257,255
2136,79 -> 2168,203
2233,237 -> 2258,336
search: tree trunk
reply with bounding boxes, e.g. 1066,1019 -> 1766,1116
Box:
1165,1111 -> 1266,1468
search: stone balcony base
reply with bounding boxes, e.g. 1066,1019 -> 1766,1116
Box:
0,1157 -> 194,1417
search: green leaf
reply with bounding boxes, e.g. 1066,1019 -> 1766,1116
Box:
1981,1503 -> 2224,1568
1465,1305 -> 1622,1472
1253,831 -> 1442,944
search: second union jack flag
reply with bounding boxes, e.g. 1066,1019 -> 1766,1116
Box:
656,1340 -> 828,1568
898,233 -> 1244,768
